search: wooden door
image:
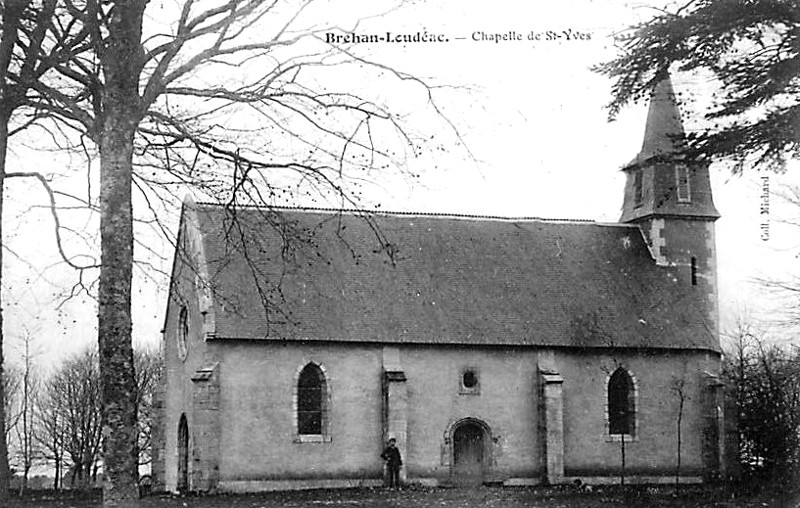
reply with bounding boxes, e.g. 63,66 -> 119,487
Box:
453,422 -> 484,486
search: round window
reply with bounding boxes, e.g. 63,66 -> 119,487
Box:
462,370 -> 478,389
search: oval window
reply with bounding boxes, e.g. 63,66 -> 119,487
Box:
463,370 -> 477,389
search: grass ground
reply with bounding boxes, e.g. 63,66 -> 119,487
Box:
6,484 -> 800,508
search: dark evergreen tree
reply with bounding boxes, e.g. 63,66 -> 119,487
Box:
597,0 -> 800,172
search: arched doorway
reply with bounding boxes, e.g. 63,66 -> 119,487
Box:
452,420 -> 489,486
177,414 -> 189,493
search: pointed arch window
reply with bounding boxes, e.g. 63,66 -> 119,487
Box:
177,414 -> 189,493
297,363 -> 327,437
608,367 -> 635,436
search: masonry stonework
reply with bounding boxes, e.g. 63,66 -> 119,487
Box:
156,339 -> 720,491
540,369 -> 565,484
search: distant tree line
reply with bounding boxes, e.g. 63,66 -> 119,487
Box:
3,345 -> 159,493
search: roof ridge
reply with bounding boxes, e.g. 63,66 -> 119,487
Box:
193,201 -> 600,224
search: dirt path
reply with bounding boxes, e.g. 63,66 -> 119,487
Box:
6,485 -> 798,508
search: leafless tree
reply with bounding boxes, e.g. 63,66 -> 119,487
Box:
2,2 -> 461,504
11,328 -> 40,494
39,348 -> 103,490
21,2 -> 458,504
671,374 -> 688,490
723,320 -> 800,485
0,2 -> 98,498
133,346 -> 160,468
2,365 -> 20,441
35,384 -> 65,490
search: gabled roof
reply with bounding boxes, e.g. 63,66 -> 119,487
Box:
181,201 -> 718,352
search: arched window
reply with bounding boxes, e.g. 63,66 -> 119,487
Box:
608,367 -> 635,436
297,363 -> 326,436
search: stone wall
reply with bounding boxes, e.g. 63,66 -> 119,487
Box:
157,215 -> 216,493
161,341 -> 725,491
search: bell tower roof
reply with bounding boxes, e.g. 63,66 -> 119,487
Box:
628,74 -> 686,166
620,74 -> 720,223
639,75 -> 686,161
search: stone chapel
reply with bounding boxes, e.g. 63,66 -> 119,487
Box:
152,76 -> 727,492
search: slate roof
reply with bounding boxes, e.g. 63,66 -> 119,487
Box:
186,202 -> 718,352
628,75 -> 687,166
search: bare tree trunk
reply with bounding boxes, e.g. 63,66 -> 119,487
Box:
98,123 -> 139,505
18,329 -> 35,496
619,433 -> 626,487
0,1 -> 35,499
0,111 -> 10,502
96,4 -> 146,506
53,454 -> 59,490
0,9 -> 19,501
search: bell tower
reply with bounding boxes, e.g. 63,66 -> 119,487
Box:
620,74 -> 721,336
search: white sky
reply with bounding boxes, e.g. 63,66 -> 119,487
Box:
3,0 -> 799,368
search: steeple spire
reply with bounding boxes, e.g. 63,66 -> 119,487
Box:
641,75 -> 686,159
634,74 -> 687,164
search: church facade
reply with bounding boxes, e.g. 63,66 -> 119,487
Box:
152,77 -> 727,493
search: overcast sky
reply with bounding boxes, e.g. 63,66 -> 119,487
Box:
3,0 -> 799,369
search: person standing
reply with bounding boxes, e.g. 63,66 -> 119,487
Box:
380,438 -> 402,489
